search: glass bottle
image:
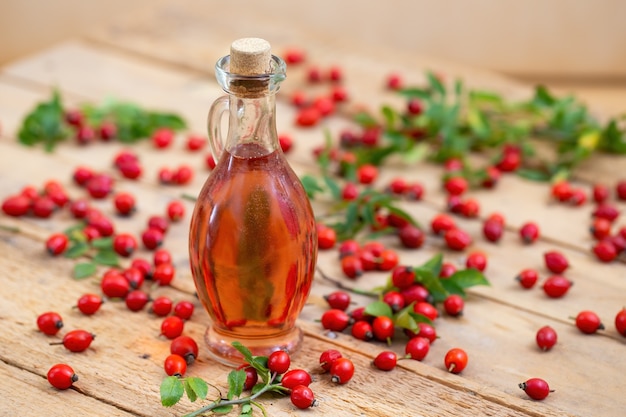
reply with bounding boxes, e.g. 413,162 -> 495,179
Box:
189,38 -> 318,366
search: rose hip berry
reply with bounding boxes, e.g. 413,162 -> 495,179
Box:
372,315 -> 395,342
536,326 -> 558,351
321,309 -> 352,332
330,357 -> 355,384
125,290 -> 151,312
37,312 -> 63,335
153,263 -> 175,286
317,226 -> 337,250
592,240 -> 617,262
113,192 -> 136,216
443,294 -> 465,316
520,222 -> 540,244
431,213 -> 456,235
151,296 -> 173,316
341,255 -> 363,279
414,301 -> 439,321
324,291 -> 351,311
516,268 -> 539,289
113,233 -> 138,257
405,337 -> 430,361
141,228 -> 164,250
351,320 -> 374,341
373,351 -> 398,371
543,251 -> 569,273
465,251 -> 487,271
161,316 -> 184,339
444,348 -> 468,374
164,354 -> 187,377
444,228 -> 472,251
52,330 -> 95,352
319,349 -> 342,372
45,233 -> 69,256
101,270 -> 130,298
542,275 -> 573,298
398,224 -> 425,249
574,310 -> 604,334
483,219 -> 504,243
281,369 -> 312,389
519,378 -> 552,400
290,385 -> 317,409
47,364 -> 78,390
615,308 -> 626,336
170,335 -> 199,365
76,293 -> 103,315
267,350 -> 291,374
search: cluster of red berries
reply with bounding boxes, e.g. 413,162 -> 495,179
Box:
429,213 -> 473,251
514,250 -> 573,298
282,48 -> 348,128
334,240 -> 400,279
1,180 -> 69,218
64,108 -> 117,145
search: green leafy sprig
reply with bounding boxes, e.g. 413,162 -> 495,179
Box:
160,342 -> 289,417
63,224 -> 120,279
17,90 -> 186,151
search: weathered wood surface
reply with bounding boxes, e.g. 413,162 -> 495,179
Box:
1,2 -> 626,416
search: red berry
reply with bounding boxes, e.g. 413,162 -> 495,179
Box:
152,128 -> 175,148
37,312 -> 63,335
416,322 -> 438,344
444,348 -> 468,374
319,349 -> 343,372
295,106 -> 321,127
341,182 -> 359,201
536,326 -> 558,351
357,164 -> 378,185
516,269 -> 539,289
125,290 -> 150,312
321,309 -> 351,332
593,203 -> 620,222
592,240 -> 617,262
237,365 -> 258,390
407,98 -> 423,115
330,357 -> 355,384
404,182 -> 425,200
173,300 -> 195,320
443,294 -> 464,316
398,224 -> 425,249
616,180 -> 626,200
151,296 -> 173,316
185,134 -> 206,151
317,226 -> 337,250
444,176 -> 468,196
377,249 -> 399,271
592,183 -> 610,204
85,174 -> 114,199
444,228 -> 472,251
405,336 -> 430,361
574,310 -> 604,334
341,255 -> 363,279
170,336 -> 199,365
382,291 -> 405,313
47,364 -> 78,390
153,263 -> 175,286
373,351 -> 397,371
483,219 -> 504,243
465,251 -> 487,271
142,228 -> 164,250
73,166 -> 95,186
173,165 -> 194,185
113,233 -> 138,257
56,329 -> 95,352
161,316 -> 184,339
544,251 -> 569,273
281,369 -> 312,389
351,320 -> 374,341
113,192 -> 136,216
45,233 -> 69,256
325,291 -> 351,311
153,248 -> 172,266
32,196 -> 56,218
439,262 -> 457,278
267,350 -> 291,374
166,200 -> 185,222
313,96 -> 335,116
400,284 -> 430,305
101,270 -> 130,298
391,266 -> 416,290
414,301 -> 438,321
290,385 -> 316,409
519,378 -> 552,400
590,218 -> 612,240
386,73 -> 403,90
372,315 -> 395,342
542,275 -> 572,298
2,194 -> 31,217
76,125 -> 95,145
496,151 -> 521,172
431,213 -> 456,235
615,308 -> 626,337
164,354 -> 187,376
520,222 -> 540,244
123,267 -> 145,289
98,121 -> 117,141
76,293 -> 103,315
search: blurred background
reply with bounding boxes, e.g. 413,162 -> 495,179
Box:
1,0 -> 625,112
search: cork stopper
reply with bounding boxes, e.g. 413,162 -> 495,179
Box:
230,38 -> 272,75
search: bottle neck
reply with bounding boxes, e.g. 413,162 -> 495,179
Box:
225,93 -> 278,157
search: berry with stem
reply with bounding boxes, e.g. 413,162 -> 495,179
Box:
164,354 -> 187,377
444,348 -> 468,374
536,326 -> 558,351
324,291 -> 351,311
47,364 -> 78,390
76,293 -> 103,315
290,385 -> 316,409
574,310 -> 604,334
281,369 -> 312,389
319,349 -> 342,372
37,312 -> 63,335
51,330 -> 95,352
267,350 -> 291,374
542,275 -> 573,298
516,269 -> 539,289
405,337 -> 430,361
161,316 -> 184,339
321,309 -> 352,332
544,251 -> 569,274
373,351 -> 397,371
519,378 -> 553,400
330,357 -> 355,384
170,336 -> 199,365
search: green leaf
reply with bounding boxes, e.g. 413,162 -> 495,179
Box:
300,175 -> 323,199
17,90 -> 69,152
212,405 -> 234,414
516,168 -> 551,182
394,304 -> 418,331
426,71 -> 446,96
420,253 -> 443,278
184,377 -> 208,403
353,111 -> 378,128
73,262 -> 97,280
93,249 -> 120,266
91,237 -> 113,249
448,269 -> 490,289
322,175 -> 341,200
231,342 -> 270,382
227,370 -> 246,400
414,267 -> 448,303
364,301 -> 393,318
440,277 -> 467,297
399,87 -> 431,100
240,403 -> 253,415
160,376 -> 184,407
64,242 -> 90,259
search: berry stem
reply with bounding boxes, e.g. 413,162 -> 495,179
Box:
316,267 -> 379,297
0,224 -> 20,233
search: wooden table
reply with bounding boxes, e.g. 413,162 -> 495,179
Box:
1,2 -> 625,416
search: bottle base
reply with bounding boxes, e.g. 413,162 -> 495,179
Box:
203,325 -> 304,367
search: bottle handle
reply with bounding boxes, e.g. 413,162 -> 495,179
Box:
207,95 -> 229,162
